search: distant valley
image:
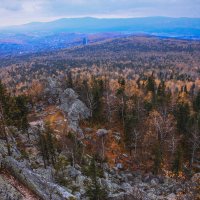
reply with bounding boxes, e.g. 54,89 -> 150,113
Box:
0,17 -> 200,57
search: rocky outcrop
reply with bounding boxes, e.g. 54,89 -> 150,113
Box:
2,157 -> 76,200
60,88 -> 90,137
99,169 -> 199,200
45,77 -> 62,97
51,160 -> 192,200
45,77 -> 90,137
0,133 -> 21,163
0,175 -> 24,200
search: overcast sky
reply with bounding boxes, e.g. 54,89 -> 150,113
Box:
0,0 -> 200,27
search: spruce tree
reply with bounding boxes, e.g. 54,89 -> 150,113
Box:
14,95 -> 29,131
116,77 -> 126,129
45,123 -> 57,165
38,133 -> 48,168
175,102 -> 190,135
146,76 -> 156,94
157,80 -> 166,106
86,157 -> 107,200
124,109 -> 138,155
145,75 -> 157,109
153,143 -> 162,175
38,123 -> 57,168
91,78 -> 104,122
66,70 -> 73,88
172,146 -> 183,175
193,90 -> 200,112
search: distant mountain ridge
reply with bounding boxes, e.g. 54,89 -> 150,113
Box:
1,17 -> 200,38
0,17 -> 200,57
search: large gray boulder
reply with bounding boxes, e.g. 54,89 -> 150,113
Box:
60,88 -> 91,137
45,79 -> 90,137
2,157 -> 76,200
66,165 -> 82,178
96,129 -> 109,137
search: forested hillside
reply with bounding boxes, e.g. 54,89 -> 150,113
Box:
0,36 -> 200,200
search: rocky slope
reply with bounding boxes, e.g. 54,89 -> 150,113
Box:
0,87 -> 199,200
0,171 -> 39,200
60,88 -> 90,138
2,157 -> 75,200
0,123 -> 199,200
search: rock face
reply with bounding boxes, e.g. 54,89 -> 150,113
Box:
2,157 -> 76,200
1,136 -> 197,200
0,175 -> 24,200
60,88 -> 91,137
0,134 -> 21,163
46,77 -> 62,97
45,77 -> 90,137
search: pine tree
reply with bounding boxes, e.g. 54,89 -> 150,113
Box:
116,77 -> 126,129
157,80 -> 166,106
38,123 -> 57,168
14,95 -> 29,131
145,75 -> 157,110
124,109 -> 138,155
146,76 -> 156,94
0,81 -> 11,123
0,102 -> 11,156
0,81 -> 29,131
153,143 -> 162,175
86,157 -> 107,200
38,133 -> 48,168
175,102 -> 190,134
45,123 -> 57,165
193,90 -> 200,112
172,146 -> 183,175
91,78 -> 104,122
0,81 -> 12,155
66,70 -> 73,88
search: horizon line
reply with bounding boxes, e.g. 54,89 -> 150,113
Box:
1,15 -> 200,28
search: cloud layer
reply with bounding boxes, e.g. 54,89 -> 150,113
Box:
0,0 -> 199,26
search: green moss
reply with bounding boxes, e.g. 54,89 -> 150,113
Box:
69,197 -> 76,200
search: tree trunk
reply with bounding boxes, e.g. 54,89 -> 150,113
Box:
102,137 -> 105,159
